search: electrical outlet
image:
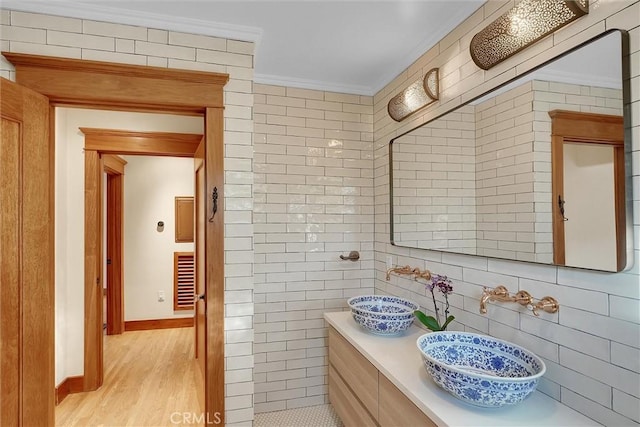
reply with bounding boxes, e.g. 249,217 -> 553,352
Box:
386,255 -> 393,270
158,290 -> 165,302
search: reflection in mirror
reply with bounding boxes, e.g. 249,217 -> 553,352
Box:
390,31 -> 631,272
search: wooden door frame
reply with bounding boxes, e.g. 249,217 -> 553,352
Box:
104,155 -> 126,336
3,52 -> 228,424
549,109 -> 625,271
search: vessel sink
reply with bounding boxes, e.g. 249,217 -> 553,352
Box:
347,295 -> 417,335
417,332 -> 545,407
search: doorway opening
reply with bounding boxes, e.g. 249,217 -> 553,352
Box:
1,52 -> 227,426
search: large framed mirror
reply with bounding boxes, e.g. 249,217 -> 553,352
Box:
390,30 -> 633,272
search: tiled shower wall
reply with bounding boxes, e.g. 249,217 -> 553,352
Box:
374,1 -> 640,426
252,84 -> 374,412
0,10 -> 255,426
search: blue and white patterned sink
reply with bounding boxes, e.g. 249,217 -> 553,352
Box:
347,295 -> 417,335
417,332 -> 546,407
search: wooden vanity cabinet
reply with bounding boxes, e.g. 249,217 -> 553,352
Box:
328,326 -> 437,427
379,375 -> 437,427
329,365 -> 378,427
328,326 -> 378,421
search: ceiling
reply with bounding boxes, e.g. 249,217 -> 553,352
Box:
4,0 -> 486,95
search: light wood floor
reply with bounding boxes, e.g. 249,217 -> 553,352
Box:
56,327 -> 202,427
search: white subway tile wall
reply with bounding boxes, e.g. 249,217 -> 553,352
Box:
1,1 -> 640,426
253,83 -> 374,413
0,10 -> 255,426
475,81 -> 541,262
392,105 -> 477,253
374,1 -> 640,426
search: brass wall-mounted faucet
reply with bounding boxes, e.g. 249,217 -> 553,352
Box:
479,285 -> 559,316
385,265 -> 432,281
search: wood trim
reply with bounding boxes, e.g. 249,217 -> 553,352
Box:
549,110 -> 626,270
613,145 -> 626,272
548,110 -> 624,142
194,138 -> 206,412
551,133 -> 565,265
3,52 -> 228,113
55,376 -> 84,406
205,108 -> 225,423
124,318 -> 194,331
106,173 -> 124,335
103,154 -> 127,175
81,128 -> 203,157
84,150 -> 103,391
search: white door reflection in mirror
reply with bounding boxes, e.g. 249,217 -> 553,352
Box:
563,143 -> 617,270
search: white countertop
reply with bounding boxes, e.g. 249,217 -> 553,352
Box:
324,311 -> 600,427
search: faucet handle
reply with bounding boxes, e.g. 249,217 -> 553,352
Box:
514,290 -> 533,307
491,285 -> 510,299
531,296 -> 560,316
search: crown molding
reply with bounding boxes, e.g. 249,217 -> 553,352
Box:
254,73 -> 374,96
532,69 -> 621,90
1,0 -> 263,44
370,3 -> 483,96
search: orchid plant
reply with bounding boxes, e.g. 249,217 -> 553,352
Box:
414,274 -> 455,332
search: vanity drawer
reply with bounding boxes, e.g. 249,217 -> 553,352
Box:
328,326 -> 378,420
329,364 -> 378,427
379,374 -> 437,427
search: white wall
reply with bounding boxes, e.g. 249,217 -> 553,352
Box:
53,107 -> 201,385
123,155 -> 195,321
124,156 -> 194,321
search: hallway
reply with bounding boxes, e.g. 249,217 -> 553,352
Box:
56,327 -> 201,426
